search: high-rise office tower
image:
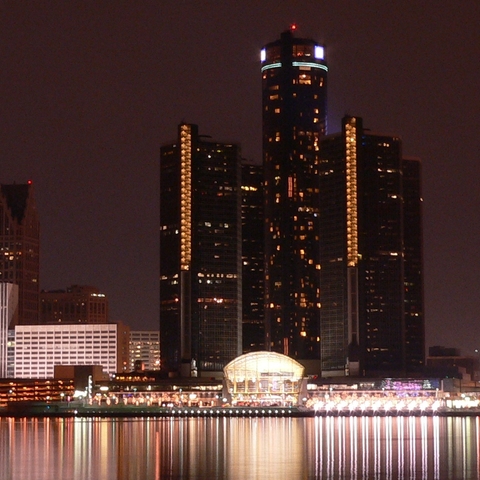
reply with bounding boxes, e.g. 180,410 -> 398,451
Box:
402,157 -> 425,371
241,162 -> 265,352
261,29 -> 327,365
160,124 -> 242,375
0,182 -> 40,326
319,116 -> 424,376
0,283 -> 18,377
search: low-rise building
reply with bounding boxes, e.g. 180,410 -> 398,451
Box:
426,346 -> 480,381
129,331 -> 160,371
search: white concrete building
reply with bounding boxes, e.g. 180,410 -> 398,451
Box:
129,331 -> 160,371
14,323 -> 126,378
0,283 -> 18,377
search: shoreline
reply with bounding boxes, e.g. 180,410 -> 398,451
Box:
2,403 -> 480,419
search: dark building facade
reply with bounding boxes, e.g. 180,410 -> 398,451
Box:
402,157 -> 425,371
319,116 -> 424,376
241,162 -> 264,352
160,124 -> 242,375
40,285 -> 109,324
261,29 -> 327,364
0,182 -> 40,326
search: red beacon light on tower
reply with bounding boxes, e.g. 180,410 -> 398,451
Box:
290,23 -> 297,32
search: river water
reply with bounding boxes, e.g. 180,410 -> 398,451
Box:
0,415 -> 479,479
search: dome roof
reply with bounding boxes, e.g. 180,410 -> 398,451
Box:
224,351 -> 304,380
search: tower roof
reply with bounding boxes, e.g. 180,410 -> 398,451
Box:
1,183 -> 33,223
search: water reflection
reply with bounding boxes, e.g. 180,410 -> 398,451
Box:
0,415 -> 479,479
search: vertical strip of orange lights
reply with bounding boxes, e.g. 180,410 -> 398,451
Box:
345,118 -> 358,267
180,124 -> 192,271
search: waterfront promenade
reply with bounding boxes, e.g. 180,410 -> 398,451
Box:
2,400 -> 480,418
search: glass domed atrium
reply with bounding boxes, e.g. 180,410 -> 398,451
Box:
223,351 -> 306,406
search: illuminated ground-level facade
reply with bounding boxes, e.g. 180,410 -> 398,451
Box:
223,351 -> 306,406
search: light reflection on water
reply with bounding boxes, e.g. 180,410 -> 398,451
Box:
0,415 -> 479,479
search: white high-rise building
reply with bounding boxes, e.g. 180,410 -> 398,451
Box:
0,283 -> 18,377
14,323 -> 129,379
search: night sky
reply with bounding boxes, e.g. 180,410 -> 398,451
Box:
1,2 -> 479,355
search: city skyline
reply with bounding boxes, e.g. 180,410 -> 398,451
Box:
0,3 -> 479,354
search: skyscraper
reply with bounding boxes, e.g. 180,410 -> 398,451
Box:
241,162 -> 265,352
0,182 -> 40,326
319,116 -> 424,376
261,29 -> 327,365
0,283 -> 18,377
402,157 -> 425,371
160,124 -> 242,375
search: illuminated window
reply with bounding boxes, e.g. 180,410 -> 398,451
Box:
293,45 -> 313,57
314,45 -> 324,59
299,74 -> 311,85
